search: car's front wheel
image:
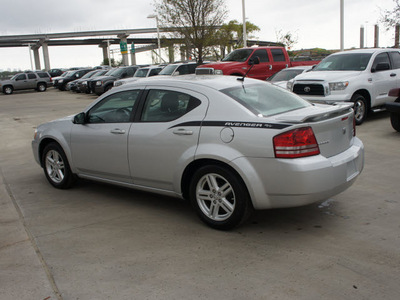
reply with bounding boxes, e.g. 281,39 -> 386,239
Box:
3,85 -> 13,95
189,165 -> 252,230
42,143 -> 75,189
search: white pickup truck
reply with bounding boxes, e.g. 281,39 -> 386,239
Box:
288,48 -> 400,124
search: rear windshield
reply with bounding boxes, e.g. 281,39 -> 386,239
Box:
221,83 -> 310,117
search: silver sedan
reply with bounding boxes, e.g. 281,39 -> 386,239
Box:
32,75 -> 364,230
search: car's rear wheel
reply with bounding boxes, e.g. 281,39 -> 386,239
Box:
3,86 -> 13,95
37,83 -> 47,92
352,93 -> 368,125
390,112 -> 400,132
42,143 -> 75,189
189,165 -> 252,230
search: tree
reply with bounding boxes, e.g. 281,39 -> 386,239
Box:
154,0 -> 228,63
275,30 -> 298,50
380,0 -> 400,29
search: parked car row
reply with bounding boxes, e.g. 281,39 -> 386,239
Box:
56,62 -> 200,96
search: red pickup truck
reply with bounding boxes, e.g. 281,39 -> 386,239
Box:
199,46 -> 319,80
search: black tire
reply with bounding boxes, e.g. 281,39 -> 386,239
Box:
3,85 -> 13,95
390,112 -> 400,132
104,85 -> 112,92
37,83 -> 47,92
189,165 -> 252,230
352,93 -> 368,125
42,142 -> 75,189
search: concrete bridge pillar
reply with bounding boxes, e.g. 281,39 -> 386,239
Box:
42,42 -> 50,71
32,45 -> 41,70
118,34 -> 130,66
168,45 -> 174,63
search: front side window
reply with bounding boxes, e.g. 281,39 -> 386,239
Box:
221,83 -> 310,117
251,49 -> 269,63
87,90 -> 140,123
15,74 -> 26,80
372,53 -> 391,71
141,90 -> 201,122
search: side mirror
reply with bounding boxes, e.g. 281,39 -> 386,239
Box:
248,56 -> 260,65
372,62 -> 390,73
73,112 -> 86,124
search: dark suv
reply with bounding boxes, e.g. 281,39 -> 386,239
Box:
92,66 -> 139,95
0,71 -> 52,95
53,69 -> 93,91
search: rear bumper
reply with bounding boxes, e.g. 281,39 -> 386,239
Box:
232,137 -> 364,210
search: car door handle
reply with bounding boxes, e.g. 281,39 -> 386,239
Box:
173,129 -> 193,135
390,73 -> 396,77
110,128 -> 126,134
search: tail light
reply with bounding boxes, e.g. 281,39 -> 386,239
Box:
273,127 -> 320,158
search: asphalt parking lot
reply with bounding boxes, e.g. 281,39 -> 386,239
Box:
0,88 -> 399,300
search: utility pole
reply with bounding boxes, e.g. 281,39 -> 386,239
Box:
242,0 -> 247,47
340,0 -> 344,51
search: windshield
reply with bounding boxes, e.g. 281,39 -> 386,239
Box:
81,71 -> 96,79
313,53 -> 372,71
64,71 -> 75,77
222,49 -> 253,62
159,64 -> 177,75
134,68 -> 149,77
107,68 -> 125,77
221,83 -> 310,117
267,69 -> 305,82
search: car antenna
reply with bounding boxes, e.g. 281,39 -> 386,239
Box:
237,56 -> 260,82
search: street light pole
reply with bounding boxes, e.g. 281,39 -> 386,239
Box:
340,0 -> 344,51
242,0 -> 247,47
148,14 -> 162,64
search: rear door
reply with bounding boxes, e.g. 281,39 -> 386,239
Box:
27,73 -> 38,89
270,48 -> 289,75
128,87 -> 208,192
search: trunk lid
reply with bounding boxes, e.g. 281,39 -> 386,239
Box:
274,104 -> 355,158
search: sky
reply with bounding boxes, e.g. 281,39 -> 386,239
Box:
0,0 -> 397,71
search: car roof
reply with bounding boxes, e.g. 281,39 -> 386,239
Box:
331,48 -> 400,55
117,74 -> 265,91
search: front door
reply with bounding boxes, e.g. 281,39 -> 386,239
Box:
71,90 -> 140,182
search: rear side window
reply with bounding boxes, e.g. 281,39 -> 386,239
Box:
221,83 -> 310,117
28,73 -> 37,79
271,48 -> 286,62
141,89 -> 201,122
37,72 -> 50,78
389,51 -> 400,69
